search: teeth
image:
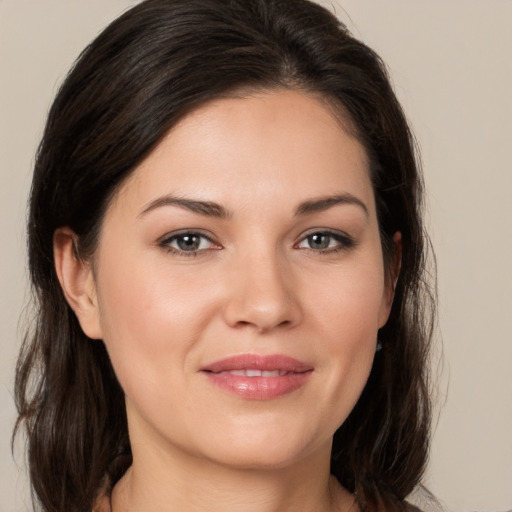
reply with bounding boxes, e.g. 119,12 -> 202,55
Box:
218,369 -> 287,377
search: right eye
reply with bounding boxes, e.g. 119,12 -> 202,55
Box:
160,231 -> 220,256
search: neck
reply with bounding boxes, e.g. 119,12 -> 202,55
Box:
111,439 -> 355,512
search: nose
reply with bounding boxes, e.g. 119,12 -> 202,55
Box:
222,249 -> 303,333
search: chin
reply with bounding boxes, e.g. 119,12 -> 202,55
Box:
193,419 -> 331,472
206,444 -> 316,472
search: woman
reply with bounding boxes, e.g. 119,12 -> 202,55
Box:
14,0 -> 435,511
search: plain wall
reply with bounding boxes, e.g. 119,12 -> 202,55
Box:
1,1 -> 511,511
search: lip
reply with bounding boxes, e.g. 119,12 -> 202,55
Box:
200,354 -> 313,400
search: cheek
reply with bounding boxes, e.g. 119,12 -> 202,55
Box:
303,262 -> 385,418
319,290 -> 378,386
310,259 -> 386,341
94,253 -> 219,396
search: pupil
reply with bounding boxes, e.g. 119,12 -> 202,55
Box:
310,234 -> 330,249
178,235 -> 200,251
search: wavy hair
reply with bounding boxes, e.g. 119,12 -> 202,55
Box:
14,0 -> 436,510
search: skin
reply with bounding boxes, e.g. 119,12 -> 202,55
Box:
55,89 -> 399,512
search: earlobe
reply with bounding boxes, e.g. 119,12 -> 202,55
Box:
378,231 -> 402,327
53,227 -> 103,339
390,231 -> 402,296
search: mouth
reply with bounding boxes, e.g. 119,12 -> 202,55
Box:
214,369 -> 292,377
200,354 -> 313,400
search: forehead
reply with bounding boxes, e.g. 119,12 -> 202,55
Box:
112,89 -> 374,216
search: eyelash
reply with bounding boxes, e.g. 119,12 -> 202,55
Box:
295,230 -> 356,255
159,231 -> 219,257
159,229 -> 356,257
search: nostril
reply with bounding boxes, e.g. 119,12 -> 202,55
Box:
233,318 -> 293,333
235,320 -> 252,329
232,319 -> 291,332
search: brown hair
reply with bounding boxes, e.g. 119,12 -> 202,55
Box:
14,1 -> 436,510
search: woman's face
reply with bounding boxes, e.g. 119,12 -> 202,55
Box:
87,90 -> 395,471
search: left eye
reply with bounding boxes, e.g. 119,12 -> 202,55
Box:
161,232 -> 217,253
296,232 -> 352,251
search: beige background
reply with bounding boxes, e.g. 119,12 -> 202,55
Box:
1,1 -> 511,511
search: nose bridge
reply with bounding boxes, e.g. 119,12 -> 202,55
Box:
223,243 -> 301,332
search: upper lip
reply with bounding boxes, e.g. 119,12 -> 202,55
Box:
200,354 -> 313,373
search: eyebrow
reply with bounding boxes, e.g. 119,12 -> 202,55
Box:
295,193 -> 369,217
139,192 -> 368,219
139,195 -> 232,219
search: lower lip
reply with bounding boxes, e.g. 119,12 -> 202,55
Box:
202,371 -> 312,400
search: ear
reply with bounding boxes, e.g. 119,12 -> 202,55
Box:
378,231 -> 402,327
53,227 -> 103,339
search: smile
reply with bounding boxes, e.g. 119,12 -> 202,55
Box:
200,354 -> 313,400
216,369 -> 289,377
